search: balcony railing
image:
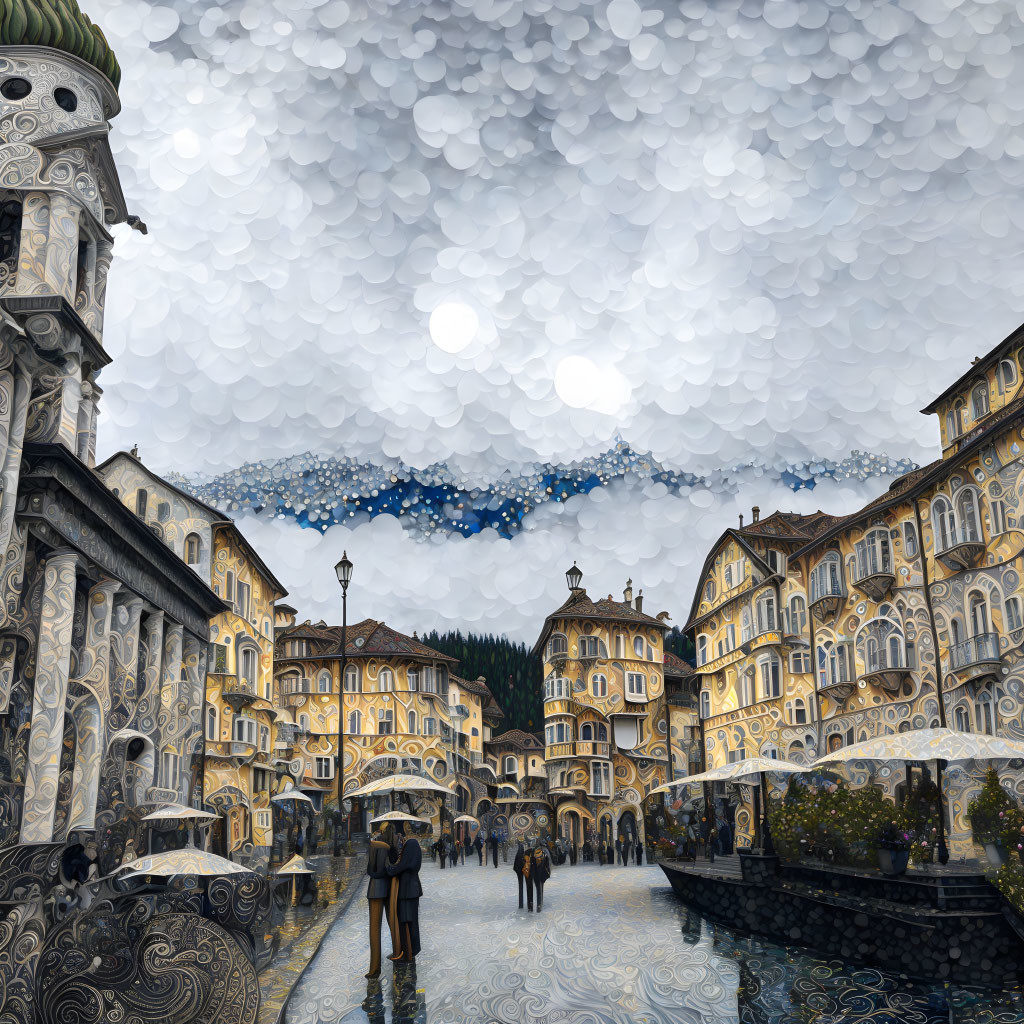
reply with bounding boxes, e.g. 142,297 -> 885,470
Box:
936,525 -> 985,570
809,579 -> 844,621
222,677 -> 262,707
951,632 -> 1000,671
852,561 -> 896,600
575,740 -> 610,758
205,739 -> 256,759
857,647 -> 908,692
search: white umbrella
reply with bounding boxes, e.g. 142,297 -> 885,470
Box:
370,810 -> 431,825
812,728 -> 1024,766
117,847 -> 253,880
276,853 -> 315,904
813,727 -> 1024,865
348,773 -> 452,798
453,814 -> 479,824
652,756 -> 810,855
141,803 -> 220,824
271,790 -> 315,805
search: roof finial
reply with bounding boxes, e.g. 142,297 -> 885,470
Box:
130,444 -> 139,458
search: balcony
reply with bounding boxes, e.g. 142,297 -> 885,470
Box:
852,563 -> 896,601
817,674 -> 855,702
275,723 -> 299,747
222,677 -> 259,709
809,583 -> 844,623
205,739 -> 257,760
449,703 -> 470,720
543,696 -> 577,717
936,526 -> 986,571
545,742 -> 575,760
857,650 -> 908,693
575,740 -> 610,759
950,632 -> 1000,684
280,678 -> 314,706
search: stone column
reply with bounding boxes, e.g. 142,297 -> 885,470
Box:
20,549 -> 79,844
0,363 -> 32,566
134,611 -> 164,740
157,622 -> 183,791
13,192 -> 50,296
107,593 -> 143,735
71,579 -> 119,722
179,632 -> 206,804
41,193 -> 81,303
89,239 -> 112,342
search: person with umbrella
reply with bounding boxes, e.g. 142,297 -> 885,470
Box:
364,825 -> 395,978
524,841 -> 551,912
385,825 -> 422,964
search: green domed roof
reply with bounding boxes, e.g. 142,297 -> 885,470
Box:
0,0 -> 120,89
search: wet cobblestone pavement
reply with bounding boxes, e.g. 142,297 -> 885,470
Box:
281,860 -> 1024,1024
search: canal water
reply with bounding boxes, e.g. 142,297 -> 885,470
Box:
283,861 -> 1024,1023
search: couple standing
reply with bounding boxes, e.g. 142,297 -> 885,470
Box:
365,825 -> 422,977
512,841 -> 551,912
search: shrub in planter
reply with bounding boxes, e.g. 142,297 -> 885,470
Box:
995,860 -> 1024,919
898,775 -> 940,865
967,767 -> 1021,864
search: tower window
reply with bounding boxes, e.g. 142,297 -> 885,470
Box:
135,488 -> 147,517
53,87 -> 77,112
0,78 -> 31,100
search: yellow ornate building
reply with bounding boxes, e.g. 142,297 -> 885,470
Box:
273,615 -> 465,834
533,566 -> 676,849
98,452 -> 287,868
687,321 -> 1024,859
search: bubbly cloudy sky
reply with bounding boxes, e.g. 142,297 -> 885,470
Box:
91,0 -> 1024,642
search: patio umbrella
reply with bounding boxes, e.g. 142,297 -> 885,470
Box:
453,814 -> 479,824
270,789 -> 315,805
141,803 -> 220,824
651,757 -> 810,854
369,810 -> 431,825
812,728 -> 1024,864
276,853 -> 315,904
117,847 -> 254,880
347,774 -> 453,798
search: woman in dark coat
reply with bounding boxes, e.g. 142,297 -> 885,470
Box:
512,841 -> 526,909
385,828 -> 422,963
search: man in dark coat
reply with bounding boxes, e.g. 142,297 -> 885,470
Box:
635,837 -> 643,865
621,834 -> 631,865
365,828 -> 395,978
462,835 -> 471,864
614,836 -> 621,864
512,841 -> 526,908
524,843 -> 551,912
474,833 -> 484,865
488,831 -> 499,868
385,828 -> 422,964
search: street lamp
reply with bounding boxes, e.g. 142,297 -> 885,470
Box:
333,551 -> 353,857
565,561 -> 583,593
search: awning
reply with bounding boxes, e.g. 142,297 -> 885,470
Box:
813,727 -> 1024,765
348,773 -> 453,798
370,810 -> 431,825
650,756 -> 809,794
118,847 -> 253,880
276,854 -> 315,875
270,790 -> 315,805
453,814 -> 479,824
141,803 -> 220,824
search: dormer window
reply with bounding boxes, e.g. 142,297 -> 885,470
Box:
945,398 -> 966,440
971,382 -> 989,420
998,358 -> 1019,394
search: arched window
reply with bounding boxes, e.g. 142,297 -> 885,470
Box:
854,528 -> 891,581
1005,596 -> 1023,633
956,487 -> 981,542
546,634 -> 568,659
205,704 -> 217,739
317,669 -> 332,694
580,723 -> 593,740
972,382 -> 990,420
503,755 -> 517,775
347,709 -> 361,734
945,398 -> 965,439
954,704 -> 970,732
407,667 -> 419,691
785,697 -> 807,725
809,553 -> 842,602
761,743 -> 779,760
758,654 -> 781,699
755,591 -> 776,634
975,689 -> 995,735
968,590 -> 990,637
135,488 -> 148,517
700,691 -> 711,719
184,533 -> 201,565
595,722 -> 608,741
696,635 -> 709,666
633,636 -> 645,658
999,358 -> 1018,394
703,579 -> 716,603
239,646 -> 258,686
344,664 -> 360,693
614,634 -> 626,658
738,668 -> 754,707
856,617 -> 906,672
932,496 -> 956,552
378,667 -> 395,692
787,596 -> 807,636
407,709 -> 417,735
818,640 -> 853,687
724,563 -> 734,588
298,713 -> 309,733
592,673 -> 608,697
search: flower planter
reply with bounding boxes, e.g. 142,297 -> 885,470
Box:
985,842 -> 1007,869
877,848 -> 910,877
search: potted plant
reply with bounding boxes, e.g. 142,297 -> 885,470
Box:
967,767 -> 1020,868
875,819 -> 911,876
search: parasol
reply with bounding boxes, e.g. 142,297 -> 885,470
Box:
347,773 -> 452,798
117,847 -> 253,880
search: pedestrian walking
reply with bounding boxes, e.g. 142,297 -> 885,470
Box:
524,843 -> 551,912
364,828 -> 398,979
614,836 -> 621,864
488,831 -> 499,868
513,841 -> 526,909
635,837 -> 643,865
474,833 -> 484,865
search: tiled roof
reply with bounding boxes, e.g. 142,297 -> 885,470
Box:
663,651 -> 694,678
276,619 -> 457,663
487,729 -> 543,750
738,510 -> 845,542
533,587 -> 667,656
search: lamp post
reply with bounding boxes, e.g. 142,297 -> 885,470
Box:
565,561 -> 583,593
333,551 -> 353,858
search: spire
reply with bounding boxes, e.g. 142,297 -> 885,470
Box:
0,0 -> 121,88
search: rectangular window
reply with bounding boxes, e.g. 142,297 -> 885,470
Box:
254,809 -> 272,829
209,642 -> 229,674
591,761 -> 612,796
258,724 -> 270,752
378,709 -> 394,735
727,746 -> 746,764
160,750 -> 179,787
253,768 -> 270,791
135,488 -> 148,517
314,756 -> 333,779
232,716 -> 256,745
992,499 -> 1008,536
1006,597 -> 1023,633
725,623 -> 736,651
789,649 -> 810,674
234,580 -> 251,620
423,717 -> 437,736
626,672 -> 646,698
903,522 -> 919,558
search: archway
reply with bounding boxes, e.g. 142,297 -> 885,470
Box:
617,808 -> 638,844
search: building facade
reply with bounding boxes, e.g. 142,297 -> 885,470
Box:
97,452 -> 288,869
0,12 -> 265,1021
688,322 -> 1024,858
534,570 -> 676,849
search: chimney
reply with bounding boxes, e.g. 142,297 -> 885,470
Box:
739,513 -> 744,527
752,506 -> 760,523
635,590 -> 643,613
624,578 -> 633,606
